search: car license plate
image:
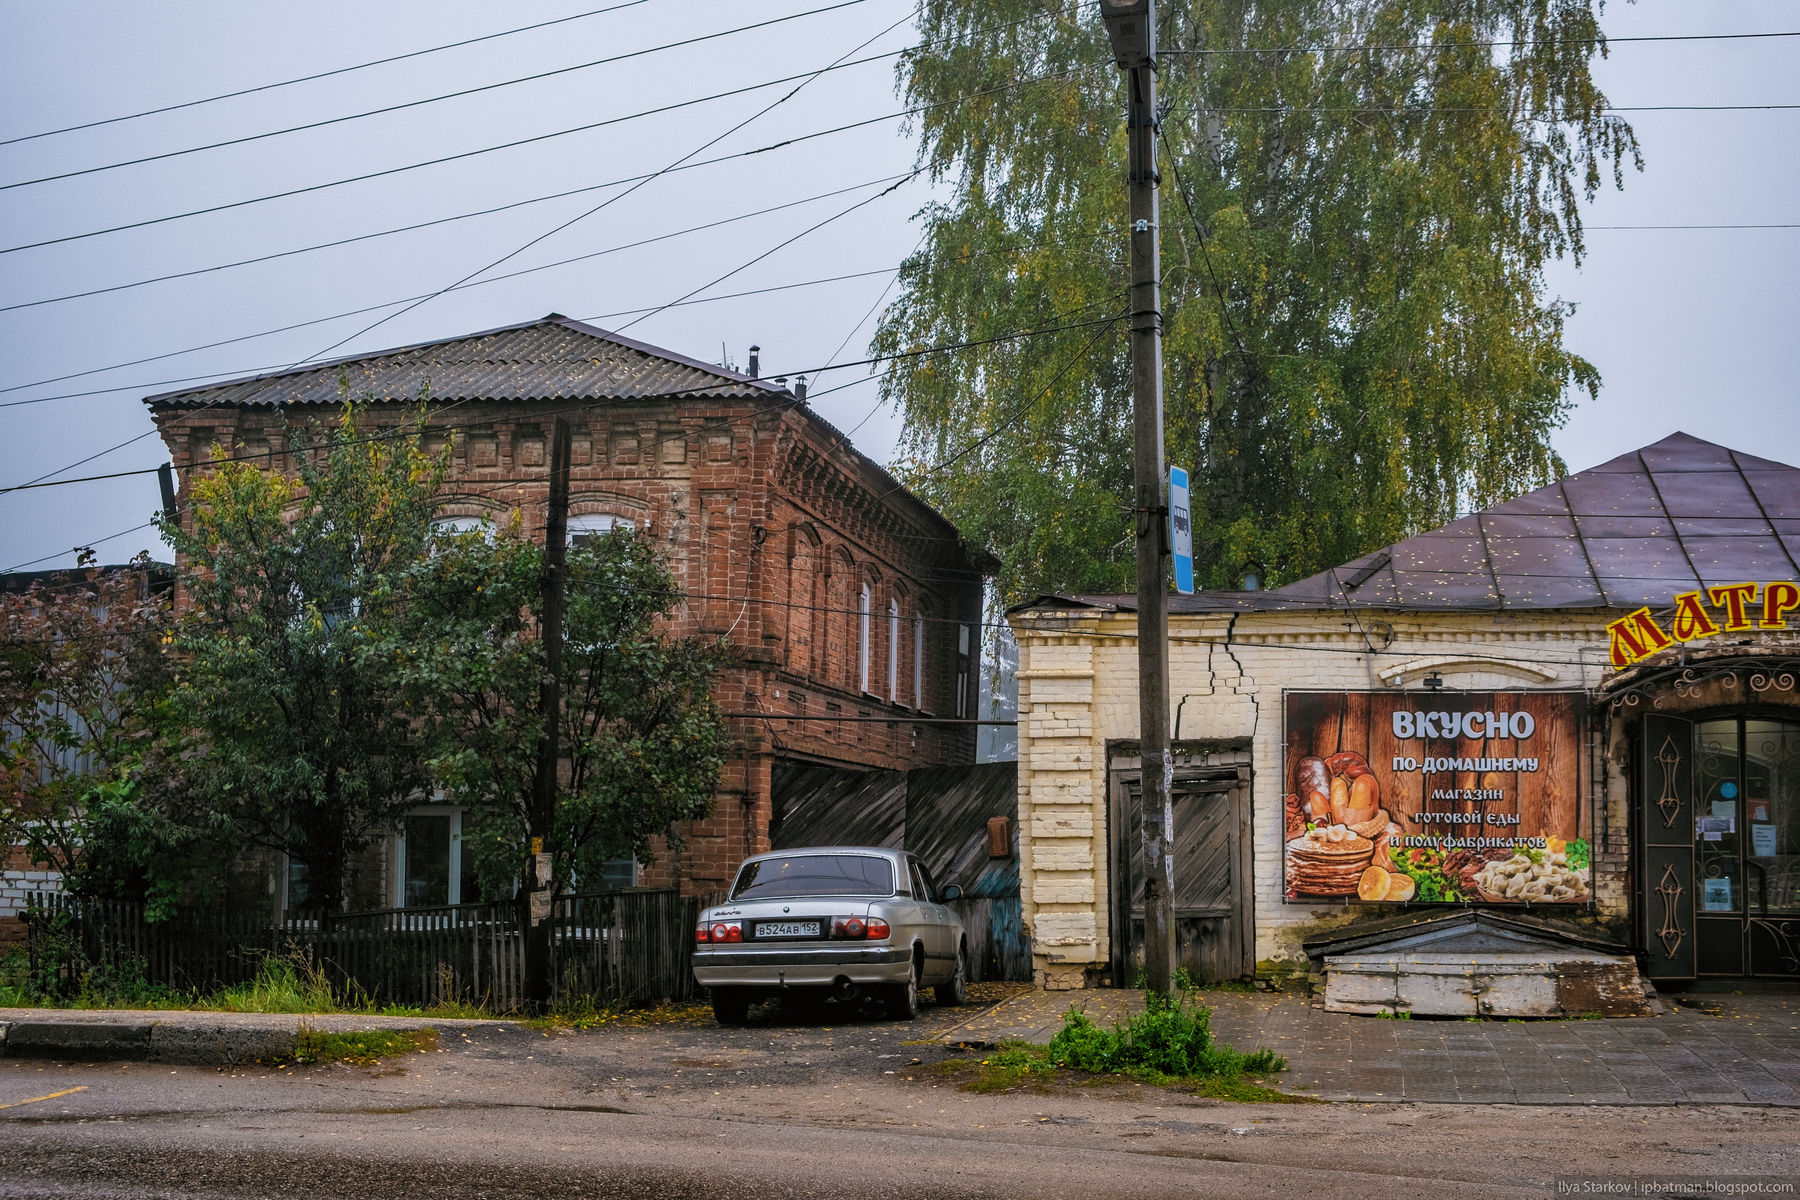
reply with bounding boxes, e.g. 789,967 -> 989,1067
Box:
755,921 -> 819,939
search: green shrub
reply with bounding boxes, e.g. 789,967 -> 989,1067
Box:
1046,991 -> 1285,1078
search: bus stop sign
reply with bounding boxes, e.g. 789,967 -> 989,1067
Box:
1169,465 -> 1194,594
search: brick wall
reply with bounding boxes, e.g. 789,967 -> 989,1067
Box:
0,844 -> 62,947
153,392 -> 984,901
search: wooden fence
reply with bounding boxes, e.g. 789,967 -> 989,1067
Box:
24,889 -> 702,1013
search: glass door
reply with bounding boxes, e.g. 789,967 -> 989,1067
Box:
1693,716 -> 1800,977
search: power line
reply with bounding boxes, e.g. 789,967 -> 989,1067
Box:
0,169 -> 913,316
0,0 -> 661,148
0,10 -> 929,496
0,0 -> 882,193
0,58 -> 1085,258
289,8 -> 919,402
612,175 -> 919,335
1159,29 -> 1800,56
0,265 -> 905,409
0,20 -> 1085,258
0,311 -> 1126,500
0,231 -> 1104,405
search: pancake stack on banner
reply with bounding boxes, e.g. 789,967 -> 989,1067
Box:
1285,826 -> 1375,897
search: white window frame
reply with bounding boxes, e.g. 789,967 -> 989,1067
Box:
955,624 -> 972,719
567,512 -> 633,548
393,805 -> 470,909
431,514 -> 495,540
858,583 -> 872,694
913,614 -> 926,710
887,598 -> 901,702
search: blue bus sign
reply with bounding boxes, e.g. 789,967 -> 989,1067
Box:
1169,465 -> 1194,594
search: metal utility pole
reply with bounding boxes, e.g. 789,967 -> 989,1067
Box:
525,416 -> 572,1013
1102,0 -> 1175,995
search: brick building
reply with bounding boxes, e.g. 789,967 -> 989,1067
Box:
146,314 -> 990,906
0,562 -> 175,943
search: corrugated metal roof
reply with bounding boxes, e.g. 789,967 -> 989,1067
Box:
1010,432 -> 1800,616
142,314 -> 784,408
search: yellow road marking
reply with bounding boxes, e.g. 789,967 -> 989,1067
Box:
0,1086 -> 89,1110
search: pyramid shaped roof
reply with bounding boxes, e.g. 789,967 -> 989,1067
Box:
1013,432 -> 1800,615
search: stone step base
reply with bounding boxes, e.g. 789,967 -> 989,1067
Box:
1324,951 -> 1650,1018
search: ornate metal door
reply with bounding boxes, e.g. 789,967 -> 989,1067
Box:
1639,714 -> 1695,980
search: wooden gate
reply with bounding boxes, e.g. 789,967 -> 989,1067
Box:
1109,750 -> 1253,983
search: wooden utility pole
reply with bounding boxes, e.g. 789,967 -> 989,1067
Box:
524,416 -> 572,1013
1104,0 -> 1175,994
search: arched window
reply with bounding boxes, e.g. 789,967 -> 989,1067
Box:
567,513 -> 633,548
826,549 -> 854,688
913,607 -> 927,710
858,581 -> 873,694
787,529 -> 819,675
887,596 -> 901,702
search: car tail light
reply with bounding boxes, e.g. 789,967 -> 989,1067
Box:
702,920 -> 742,944
866,918 -> 890,939
830,916 -> 890,940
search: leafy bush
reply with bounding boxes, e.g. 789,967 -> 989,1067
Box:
1046,991 -> 1285,1078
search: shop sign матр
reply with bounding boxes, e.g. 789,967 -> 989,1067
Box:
1283,691 -> 1588,905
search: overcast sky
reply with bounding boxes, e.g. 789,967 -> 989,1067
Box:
1,0 -> 1794,573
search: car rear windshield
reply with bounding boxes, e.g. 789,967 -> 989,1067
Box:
730,855 -> 895,900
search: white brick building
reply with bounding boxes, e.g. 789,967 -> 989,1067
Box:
1009,433 -> 1800,990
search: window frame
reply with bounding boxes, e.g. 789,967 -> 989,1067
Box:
858,582 -> 873,695
392,805 -> 476,909
886,596 -> 902,702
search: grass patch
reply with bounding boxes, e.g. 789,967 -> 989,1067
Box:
933,991 -> 1308,1102
276,1023 -> 440,1067
2,947 -> 491,1019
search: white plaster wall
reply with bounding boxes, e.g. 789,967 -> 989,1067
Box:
1012,606 -> 1617,984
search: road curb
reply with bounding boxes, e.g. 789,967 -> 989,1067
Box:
0,1019 -> 296,1065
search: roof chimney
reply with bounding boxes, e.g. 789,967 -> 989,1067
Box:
748,345 -> 760,378
794,374 -> 807,402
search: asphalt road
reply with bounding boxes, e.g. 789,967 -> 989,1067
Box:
3,991 -> 1797,1199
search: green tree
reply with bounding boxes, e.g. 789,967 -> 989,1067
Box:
874,0 -> 1638,597
0,556 -> 202,915
404,525 -> 729,897
155,409 -> 447,913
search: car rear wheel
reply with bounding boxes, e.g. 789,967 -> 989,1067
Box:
936,941 -> 967,1007
886,955 -> 921,1020
711,987 -> 751,1026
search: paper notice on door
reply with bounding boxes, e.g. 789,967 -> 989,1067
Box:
1712,799 -> 1738,819
1697,816 -> 1735,836
1702,877 -> 1734,912
1752,823 -> 1779,857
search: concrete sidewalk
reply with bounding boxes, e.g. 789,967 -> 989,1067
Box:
937,988 -> 1800,1106
0,1006 -> 514,1065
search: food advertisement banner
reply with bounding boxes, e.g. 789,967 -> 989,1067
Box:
1283,691 -> 1588,905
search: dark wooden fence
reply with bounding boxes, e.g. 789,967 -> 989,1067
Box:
24,889 -> 701,1013
772,759 -> 1031,982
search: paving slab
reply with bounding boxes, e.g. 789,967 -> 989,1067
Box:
935,986 -> 1800,1106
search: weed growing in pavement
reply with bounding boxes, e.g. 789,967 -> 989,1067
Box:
929,992 -> 1298,1100
270,1021 -> 440,1067
1048,991 -> 1286,1079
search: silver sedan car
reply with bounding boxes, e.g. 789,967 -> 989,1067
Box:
692,846 -> 967,1024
